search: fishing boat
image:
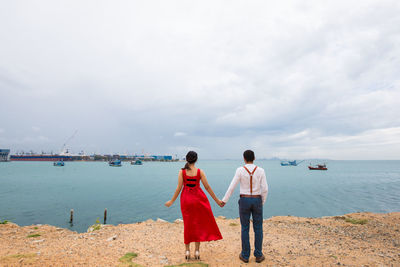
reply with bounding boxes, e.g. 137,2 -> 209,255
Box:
131,159 -> 143,165
308,163 -> 327,170
53,161 -> 65,166
109,159 -> 122,167
280,160 -> 304,166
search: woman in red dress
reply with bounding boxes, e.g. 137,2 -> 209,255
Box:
165,151 -> 223,259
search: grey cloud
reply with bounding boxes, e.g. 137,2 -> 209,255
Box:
1,0 -> 399,159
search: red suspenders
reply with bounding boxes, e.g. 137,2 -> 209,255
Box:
243,166 -> 257,195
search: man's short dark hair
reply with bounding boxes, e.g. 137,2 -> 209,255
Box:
243,150 -> 255,162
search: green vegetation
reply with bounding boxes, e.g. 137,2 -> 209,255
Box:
165,263 -> 208,267
34,226 -> 38,229
89,218 -> 102,231
345,217 -> 368,225
118,252 -> 143,267
0,220 -> 9,224
329,255 -> 338,259
229,222 -> 238,226
27,233 -> 41,238
119,252 -> 138,262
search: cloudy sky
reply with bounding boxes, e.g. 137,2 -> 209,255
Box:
1,0 -> 399,159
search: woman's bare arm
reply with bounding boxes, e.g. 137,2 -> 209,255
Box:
165,170 -> 184,207
200,170 -> 222,206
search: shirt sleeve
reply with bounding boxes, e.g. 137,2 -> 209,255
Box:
222,168 -> 241,203
260,170 -> 268,204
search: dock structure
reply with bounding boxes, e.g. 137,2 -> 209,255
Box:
0,149 -> 10,162
6,150 -> 178,162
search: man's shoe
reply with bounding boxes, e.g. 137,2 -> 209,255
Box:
255,255 -> 265,263
239,254 -> 249,263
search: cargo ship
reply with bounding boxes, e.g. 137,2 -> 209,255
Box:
10,154 -> 73,161
10,149 -> 74,161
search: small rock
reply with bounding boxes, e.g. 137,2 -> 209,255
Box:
106,235 -> 117,241
156,218 -> 168,223
174,219 -> 183,223
218,216 -> 226,219
32,239 -> 45,243
159,255 -> 168,264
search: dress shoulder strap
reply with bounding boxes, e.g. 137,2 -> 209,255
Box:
182,169 -> 186,179
197,168 -> 201,178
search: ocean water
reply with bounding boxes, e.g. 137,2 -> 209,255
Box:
0,160 -> 399,233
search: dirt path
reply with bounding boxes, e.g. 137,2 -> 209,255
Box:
1,212 -> 399,266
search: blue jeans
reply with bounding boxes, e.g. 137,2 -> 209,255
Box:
239,197 -> 263,259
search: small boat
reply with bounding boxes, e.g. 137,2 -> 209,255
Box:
131,160 -> 143,165
308,163 -> 327,170
109,159 -> 122,167
53,161 -> 65,166
281,160 -> 304,166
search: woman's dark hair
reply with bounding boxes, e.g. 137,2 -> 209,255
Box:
182,151 -> 198,170
243,150 -> 255,162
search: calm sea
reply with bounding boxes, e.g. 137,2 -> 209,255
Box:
0,160 -> 399,232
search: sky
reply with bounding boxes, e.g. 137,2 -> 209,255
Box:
0,0 -> 400,159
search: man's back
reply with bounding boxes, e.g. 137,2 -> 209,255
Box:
222,163 -> 268,204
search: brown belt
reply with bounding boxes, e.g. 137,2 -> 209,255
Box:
240,194 -> 261,198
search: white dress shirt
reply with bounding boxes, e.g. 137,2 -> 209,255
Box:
222,163 -> 269,204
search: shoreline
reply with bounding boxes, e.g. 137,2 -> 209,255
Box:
1,212 -> 399,266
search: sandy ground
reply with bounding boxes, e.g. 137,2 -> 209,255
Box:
0,212 -> 399,266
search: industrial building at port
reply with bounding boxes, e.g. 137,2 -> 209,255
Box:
0,149 -> 10,162
93,154 -> 175,161
0,149 -> 176,162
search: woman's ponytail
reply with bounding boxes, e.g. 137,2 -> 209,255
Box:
182,162 -> 190,170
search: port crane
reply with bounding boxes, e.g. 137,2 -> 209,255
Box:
60,130 -> 78,155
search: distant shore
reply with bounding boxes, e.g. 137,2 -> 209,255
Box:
1,212 -> 399,266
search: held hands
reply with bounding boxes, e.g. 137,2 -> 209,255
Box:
216,199 -> 226,208
164,200 -> 173,207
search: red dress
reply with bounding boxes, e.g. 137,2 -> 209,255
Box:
180,168 -> 223,244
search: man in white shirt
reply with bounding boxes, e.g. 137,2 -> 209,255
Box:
221,150 -> 268,263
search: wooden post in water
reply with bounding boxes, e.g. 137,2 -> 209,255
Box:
104,208 -> 107,224
70,209 -> 74,224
